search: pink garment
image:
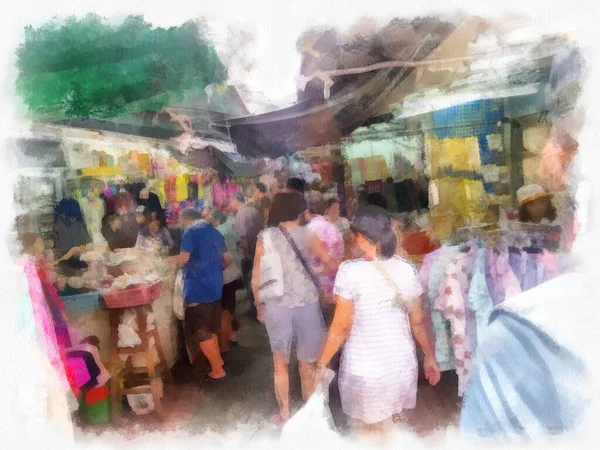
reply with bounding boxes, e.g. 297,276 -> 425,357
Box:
307,216 -> 344,302
69,357 -> 92,387
541,250 -> 562,279
102,187 -> 113,200
488,250 -> 522,305
538,127 -> 577,192
19,257 -> 72,395
419,250 -> 438,293
435,245 -> 478,396
70,344 -> 110,387
213,183 -> 226,208
107,191 -> 137,214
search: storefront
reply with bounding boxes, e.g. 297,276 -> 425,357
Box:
11,122 -> 268,422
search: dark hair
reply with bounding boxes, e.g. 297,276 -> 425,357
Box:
268,192 -> 307,227
255,182 -> 267,194
366,193 -> 388,210
54,198 -> 85,223
147,211 -> 162,225
286,177 -> 306,193
18,232 -> 41,253
212,210 -> 228,226
307,197 -> 326,216
518,197 -> 557,223
325,198 -> 340,211
106,212 -> 121,224
351,205 -> 397,259
180,208 -> 203,222
234,193 -> 246,204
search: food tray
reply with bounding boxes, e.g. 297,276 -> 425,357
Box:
102,282 -> 162,309
61,292 -> 102,314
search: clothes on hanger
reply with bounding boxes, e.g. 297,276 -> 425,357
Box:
79,195 -> 105,237
436,243 -> 479,396
136,190 -> 164,222
106,191 -> 137,215
420,236 -> 561,397
175,175 -> 189,202
467,247 -> 494,352
423,246 -> 459,372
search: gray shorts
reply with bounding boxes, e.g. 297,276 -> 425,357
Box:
263,301 -> 327,364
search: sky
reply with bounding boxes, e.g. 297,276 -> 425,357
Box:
0,1 -> 589,116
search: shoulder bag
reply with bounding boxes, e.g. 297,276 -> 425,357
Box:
258,229 -> 284,299
279,226 -> 327,305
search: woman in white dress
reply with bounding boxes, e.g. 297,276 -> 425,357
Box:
317,205 -> 441,439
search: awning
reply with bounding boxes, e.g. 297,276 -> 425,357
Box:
211,63 -> 418,158
168,145 -> 266,179
11,138 -> 66,169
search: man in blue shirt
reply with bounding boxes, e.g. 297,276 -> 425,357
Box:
167,208 -> 232,380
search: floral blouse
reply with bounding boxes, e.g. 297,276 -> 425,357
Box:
435,244 -> 478,396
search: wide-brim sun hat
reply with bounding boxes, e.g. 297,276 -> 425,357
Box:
517,184 -> 552,207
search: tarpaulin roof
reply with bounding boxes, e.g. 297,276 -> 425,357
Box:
169,144 -> 267,178
211,18 -> 461,158
212,18 -> 567,159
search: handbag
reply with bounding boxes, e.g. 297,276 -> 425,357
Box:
258,229 -> 284,299
279,226 -> 327,305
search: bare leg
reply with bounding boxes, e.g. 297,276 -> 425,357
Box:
199,337 -> 226,379
298,361 -> 317,401
273,353 -> 290,421
219,311 -> 232,352
353,419 -> 387,445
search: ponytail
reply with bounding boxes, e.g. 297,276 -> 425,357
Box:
379,227 -> 397,259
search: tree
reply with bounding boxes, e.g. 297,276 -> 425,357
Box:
16,14 -> 226,121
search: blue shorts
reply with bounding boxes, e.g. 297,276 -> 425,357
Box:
263,302 -> 326,364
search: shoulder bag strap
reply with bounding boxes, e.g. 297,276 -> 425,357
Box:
278,226 -> 321,292
372,259 -> 407,308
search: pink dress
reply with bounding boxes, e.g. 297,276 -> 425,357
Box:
307,216 -> 344,303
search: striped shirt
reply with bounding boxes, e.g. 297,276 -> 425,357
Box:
334,257 -> 423,423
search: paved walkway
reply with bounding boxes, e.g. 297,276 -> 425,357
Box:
76,292 -> 460,442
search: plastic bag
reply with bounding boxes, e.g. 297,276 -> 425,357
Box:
173,269 -> 184,320
281,369 -> 336,441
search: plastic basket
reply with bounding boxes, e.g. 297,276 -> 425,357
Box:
80,396 -> 110,424
62,292 -> 102,314
102,282 -> 162,309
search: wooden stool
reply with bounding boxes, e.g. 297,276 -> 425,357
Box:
109,305 -> 173,424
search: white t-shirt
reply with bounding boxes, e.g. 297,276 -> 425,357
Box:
334,256 -> 423,378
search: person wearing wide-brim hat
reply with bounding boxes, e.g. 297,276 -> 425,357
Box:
517,184 -> 557,224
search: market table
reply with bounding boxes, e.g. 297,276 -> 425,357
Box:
104,281 -> 174,423
60,248 -> 178,422
64,272 -> 178,368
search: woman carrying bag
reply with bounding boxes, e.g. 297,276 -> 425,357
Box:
316,206 -> 441,442
251,192 -> 337,427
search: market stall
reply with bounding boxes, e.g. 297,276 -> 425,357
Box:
58,247 -> 178,370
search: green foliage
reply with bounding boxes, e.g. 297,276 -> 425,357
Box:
16,14 -> 226,120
